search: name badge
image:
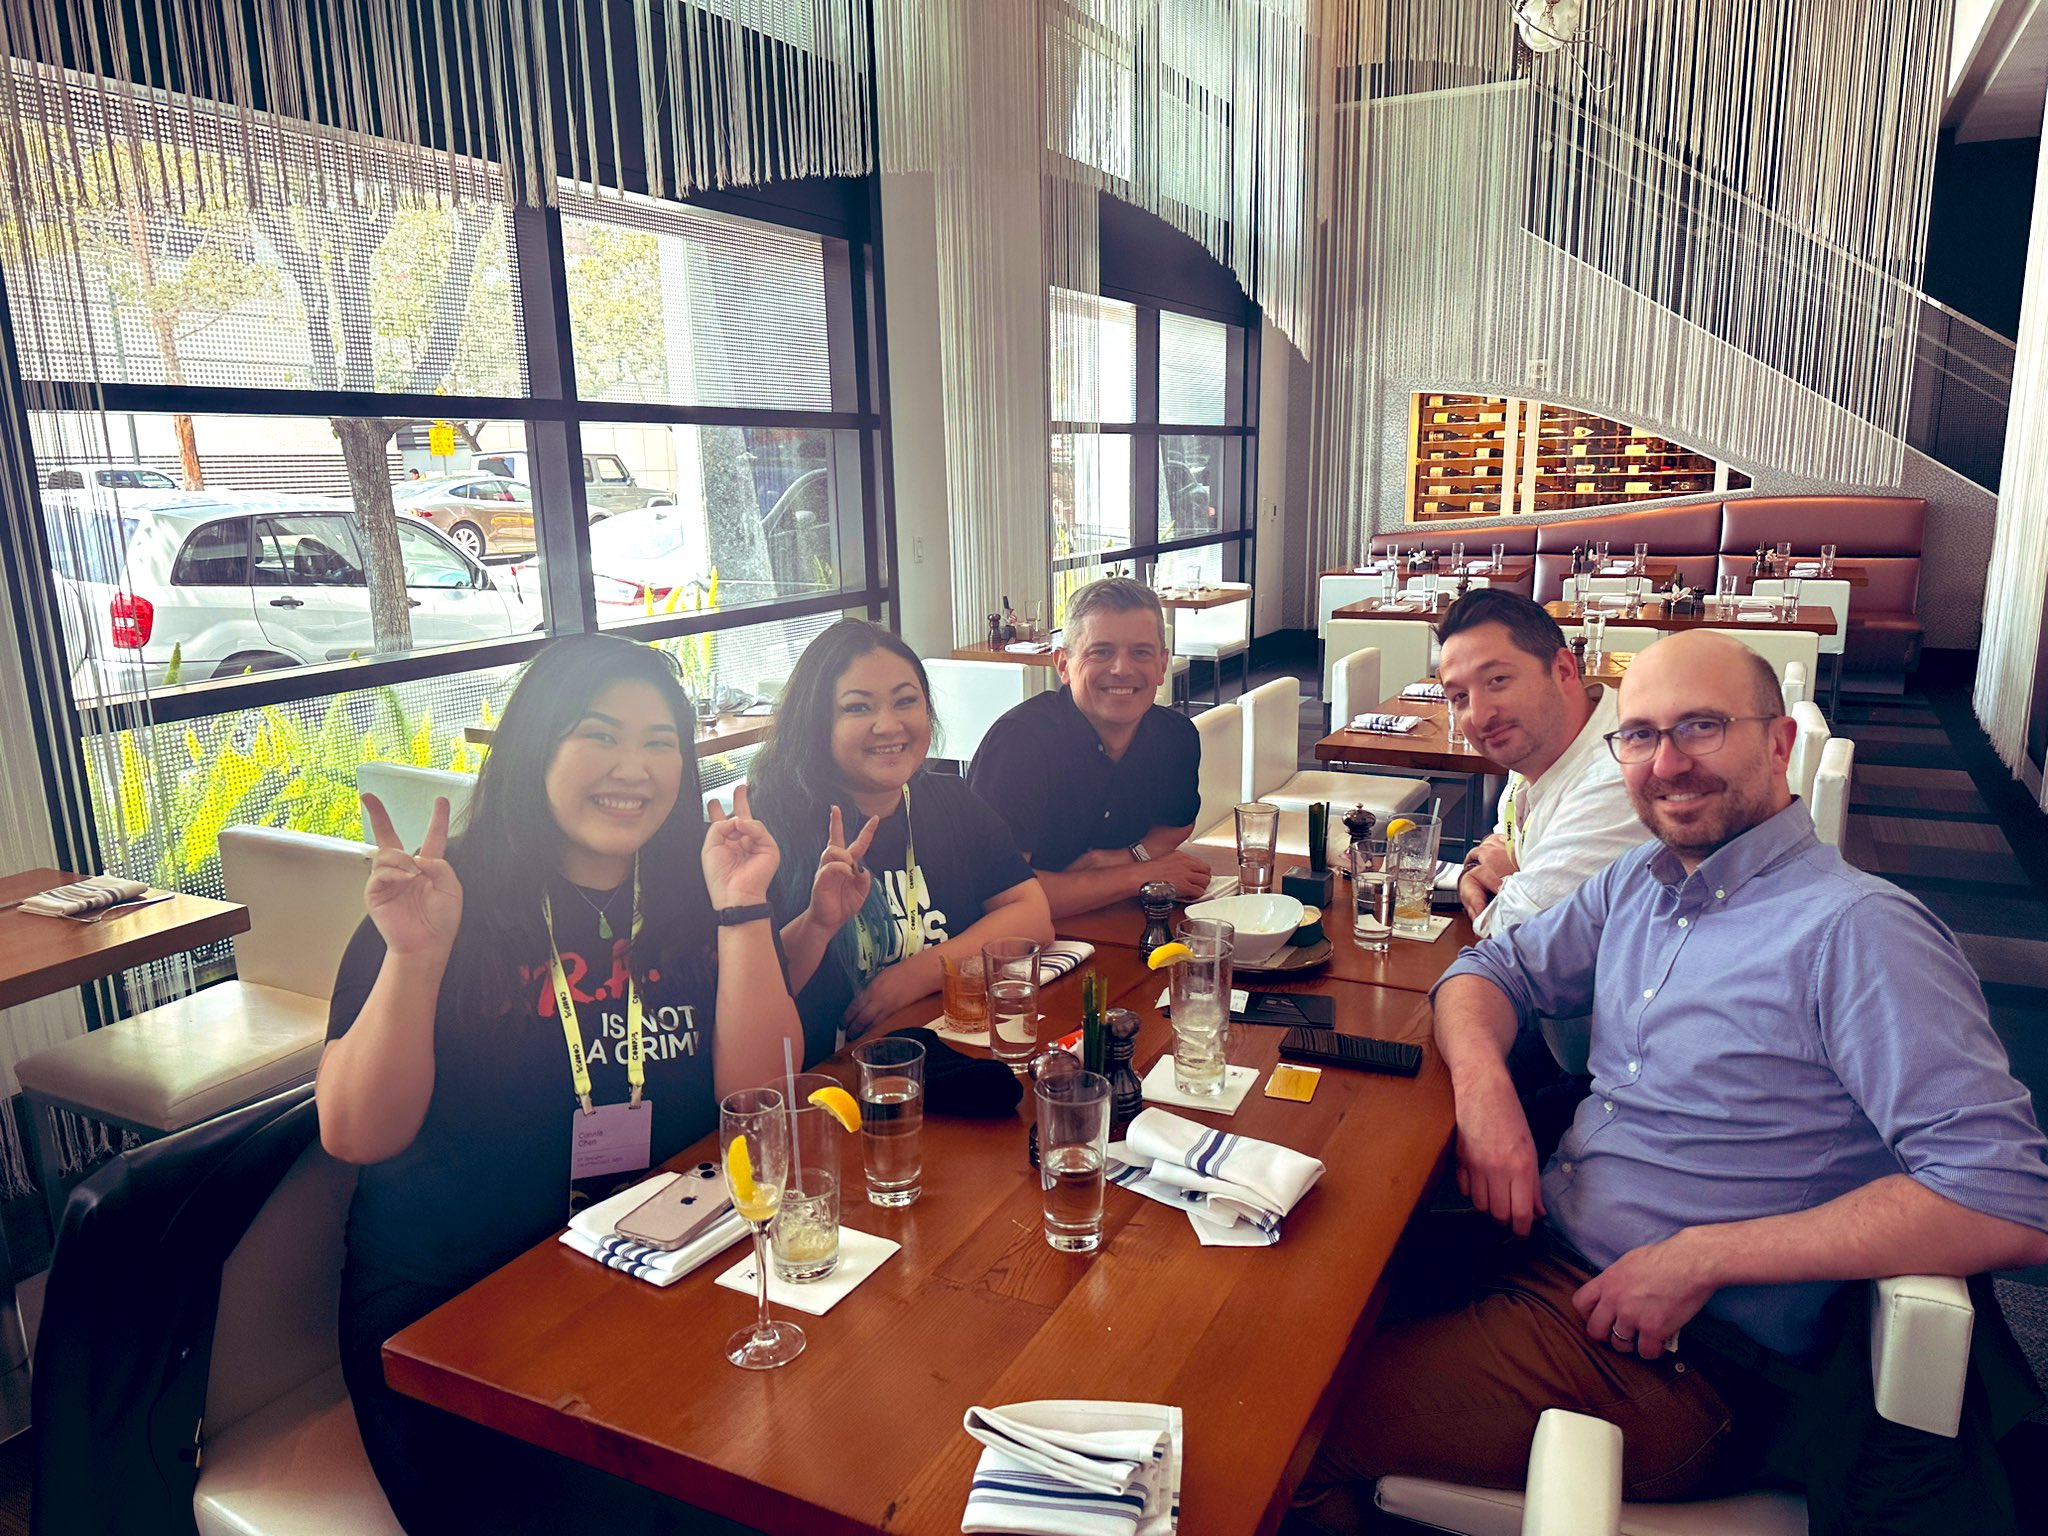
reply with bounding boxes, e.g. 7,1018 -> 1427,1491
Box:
570,1100 -> 653,1181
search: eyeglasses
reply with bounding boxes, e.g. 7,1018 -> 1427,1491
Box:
1603,714 -> 1778,765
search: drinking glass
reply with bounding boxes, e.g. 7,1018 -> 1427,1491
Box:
1819,544 -> 1837,575
1385,815 -> 1444,938
941,954 -> 987,1037
1450,540 -> 1466,570
1422,571 -> 1441,609
1167,930 -> 1233,1097
983,938 -> 1044,1073
1716,572 -> 1738,618
1348,839 -> 1393,952
1234,801 -> 1281,894
1595,540 -> 1612,567
1781,575 -> 1804,619
719,1088 -> 805,1369
1633,542 -> 1650,572
1036,1072 -> 1112,1253
772,1072 -> 843,1284
1446,698 -> 1468,745
1582,609 -> 1608,664
1775,540 -> 1793,569
1490,541 -> 1506,570
854,1036 -> 925,1207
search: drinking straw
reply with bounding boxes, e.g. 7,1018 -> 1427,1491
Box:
782,1038 -> 801,1178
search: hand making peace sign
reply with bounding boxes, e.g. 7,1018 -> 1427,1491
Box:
703,783 -> 782,908
361,792 -> 464,960
806,804 -> 881,934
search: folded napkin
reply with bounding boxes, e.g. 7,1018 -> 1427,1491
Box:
963,1401 -> 1181,1536
16,875 -> 153,918
1735,595 -> 1778,609
1433,858 -> 1464,893
1006,641 -> 1054,654
558,1171 -> 749,1287
1346,713 -> 1423,734
1371,600 -> 1421,613
1038,940 -> 1096,982
1587,593 -> 1634,608
1462,561 -> 1496,574
1105,1107 -> 1325,1246
1400,681 -> 1446,701
1736,610 -> 1779,623
1600,563 -> 1635,575
1789,562 -> 1822,576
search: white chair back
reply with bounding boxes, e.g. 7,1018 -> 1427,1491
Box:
218,828 -> 375,1000
1239,676 -> 1302,801
1810,736 -> 1854,846
1329,646 -> 1383,729
356,762 -> 474,851
1754,578 -> 1850,658
1317,574 -> 1387,638
1326,617 -> 1431,701
1579,577 -> 1632,596
1705,626 -> 1821,691
923,657 -> 1043,766
1558,624 -> 1661,657
1781,660 -> 1809,709
1190,702 -> 1244,839
1175,596 -> 1252,658
1788,702 -> 1829,802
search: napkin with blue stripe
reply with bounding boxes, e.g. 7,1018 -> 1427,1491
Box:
1104,1108 -> 1325,1247
962,1401 -> 1181,1535
558,1170 -> 749,1287
1346,712 -> 1423,735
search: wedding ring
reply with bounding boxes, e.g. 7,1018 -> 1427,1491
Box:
1610,1326 -> 1633,1343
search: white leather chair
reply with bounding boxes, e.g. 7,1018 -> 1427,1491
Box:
923,656 -> 1045,767
1176,594 -> 1252,707
1705,627 -> 1821,697
1787,701 -> 1828,802
1810,735 -> 1855,846
1756,578 -> 1850,715
1377,1276 -> 1974,1536
1188,702 -> 1244,854
1317,573 -> 1388,638
16,828 -> 374,1230
1781,660 -> 1809,710
1328,646 -> 1383,732
195,1141 -> 403,1535
1326,617 -> 1433,702
356,762 -> 474,849
1240,676 -> 1425,821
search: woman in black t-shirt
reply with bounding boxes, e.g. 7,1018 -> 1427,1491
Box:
318,634 -> 800,1535
748,619 -> 1052,1059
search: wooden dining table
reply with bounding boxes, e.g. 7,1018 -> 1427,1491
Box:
1329,559 -> 1535,587
0,867 -> 250,1011
385,915 -> 1462,1535
1543,600 -> 1838,636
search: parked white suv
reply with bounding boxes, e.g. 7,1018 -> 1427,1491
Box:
51,494 -> 540,698
468,450 -> 676,516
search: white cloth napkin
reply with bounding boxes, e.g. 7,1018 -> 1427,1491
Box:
1038,941 -> 1097,983
1789,562 -> 1822,576
16,875 -> 151,918
1462,561 -> 1496,574
1105,1107 -> 1324,1246
558,1171 -> 749,1287
1736,610 -> 1780,623
1600,563 -> 1635,575
1346,713 -> 1424,734
1400,681 -> 1446,701
1139,1057 -> 1258,1116
1587,593 -> 1634,608
962,1401 -> 1182,1536
1371,600 -> 1421,613
1433,858 -> 1463,894
1736,595 -> 1778,610
1006,641 -> 1054,654
712,1227 -> 900,1315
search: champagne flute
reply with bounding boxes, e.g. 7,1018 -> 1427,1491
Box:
719,1088 -> 806,1370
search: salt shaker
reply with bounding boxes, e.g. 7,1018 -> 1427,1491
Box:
1026,1048 -> 1081,1170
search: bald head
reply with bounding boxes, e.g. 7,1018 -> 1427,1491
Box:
1615,631 -> 1799,870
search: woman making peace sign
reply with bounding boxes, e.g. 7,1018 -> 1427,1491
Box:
317,634 -> 800,1533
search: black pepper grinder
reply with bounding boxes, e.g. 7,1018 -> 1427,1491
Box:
1105,1009 -> 1142,1137
1026,1047 -> 1080,1170
1138,881 -> 1177,958
1340,804 -> 1378,878
986,612 -> 1003,649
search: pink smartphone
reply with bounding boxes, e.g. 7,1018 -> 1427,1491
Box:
611,1164 -> 730,1251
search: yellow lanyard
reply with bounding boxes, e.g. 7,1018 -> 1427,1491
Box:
543,862 -> 643,1116
900,782 -> 924,957
1503,772 -> 1526,860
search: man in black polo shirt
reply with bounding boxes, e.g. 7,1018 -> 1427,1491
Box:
970,577 -> 1213,918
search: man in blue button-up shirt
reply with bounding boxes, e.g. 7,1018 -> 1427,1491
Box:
1299,631 -> 2048,1522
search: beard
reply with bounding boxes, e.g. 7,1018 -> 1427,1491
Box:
1628,763 -> 1780,863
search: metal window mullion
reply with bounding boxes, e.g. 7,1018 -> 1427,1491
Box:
513,203 -> 597,636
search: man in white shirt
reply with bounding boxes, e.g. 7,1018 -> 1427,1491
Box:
1436,589 -> 1648,937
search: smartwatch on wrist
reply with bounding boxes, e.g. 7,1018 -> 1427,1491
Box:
1128,842 -> 1152,863
715,903 -> 773,927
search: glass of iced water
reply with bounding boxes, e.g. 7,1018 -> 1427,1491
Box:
1633,541 -> 1650,573
1349,839 -> 1393,953
1782,575 -> 1804,619
1167,929 -> 1233,1097
1234,801 -> 1281,894
772,1073 -> 843,1283
1582,609 -> 1608,664
1451,540 -> 1466,569
1716,571 -> 1738,618
1386,814 -> 1444,938
1491,541 -> 1506,570
1036,1071 -> 1112,1253
1819,543 -> 1838,576
982,937 -> 1043,1074
854,1036 -> 925,1207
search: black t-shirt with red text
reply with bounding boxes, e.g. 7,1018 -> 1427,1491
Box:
326,875 -> 718,1292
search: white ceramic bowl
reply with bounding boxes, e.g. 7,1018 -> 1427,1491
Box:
1184,892 -> 1305,969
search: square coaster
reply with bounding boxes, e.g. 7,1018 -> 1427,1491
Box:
1140,1055 -> 1259,1115
1394,913 -> 1455,943
711,1226 -> 900,1316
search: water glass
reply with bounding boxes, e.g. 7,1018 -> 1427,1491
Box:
1036,1071 -> 1112,1253
854,1036 -> 925,1207
941,954 -> 987,1037
1490,541 -> 1506,570
1582,609 -> 1608,663
1167,931 -> 1233,1097
1385,815 -> 1444,938
719,1089 -> 804,1369
1781,575 -> 1804,619
1234,801 -> 1281,894
1819,543 -> 1838,576
1775,540 -> 1793,569
1633,542 -> 1650,572
983,937 -> 1044,1073
1451,541 -> 1466,569
1348,840 -> 1393,952
1595,540 -> 1611,567
772,1072 -> 843,1284
1446,698 -> 1468,745
1716,571 -> 1738,618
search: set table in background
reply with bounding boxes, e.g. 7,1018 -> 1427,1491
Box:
1326,558 -> 1533,588
1542,599 -> 1838,636
385,897 -> 1470,1535
0,868 -> 249,1012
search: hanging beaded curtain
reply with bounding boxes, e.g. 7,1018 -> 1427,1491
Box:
1973,89 -> 2048,795
1304,0 -> 1952,571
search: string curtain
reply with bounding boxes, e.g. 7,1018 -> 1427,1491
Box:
1303,0 -> 1953,573
1973,87 -> 2048,795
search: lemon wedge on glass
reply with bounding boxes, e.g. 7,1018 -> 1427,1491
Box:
806,1084 -> 862,1132
1146,941 -> 1195,970
1385,817 -> 1418,838
724,1134 -> 760,1210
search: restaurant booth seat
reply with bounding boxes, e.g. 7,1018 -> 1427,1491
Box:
355,762 -> 475,850
14,827 -> 372,1234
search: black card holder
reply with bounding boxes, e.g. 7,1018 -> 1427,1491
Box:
1232,991 -> 1335,1027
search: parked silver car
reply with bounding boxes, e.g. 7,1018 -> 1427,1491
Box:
51,494 -> 539,698
469,450 -> 677,517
